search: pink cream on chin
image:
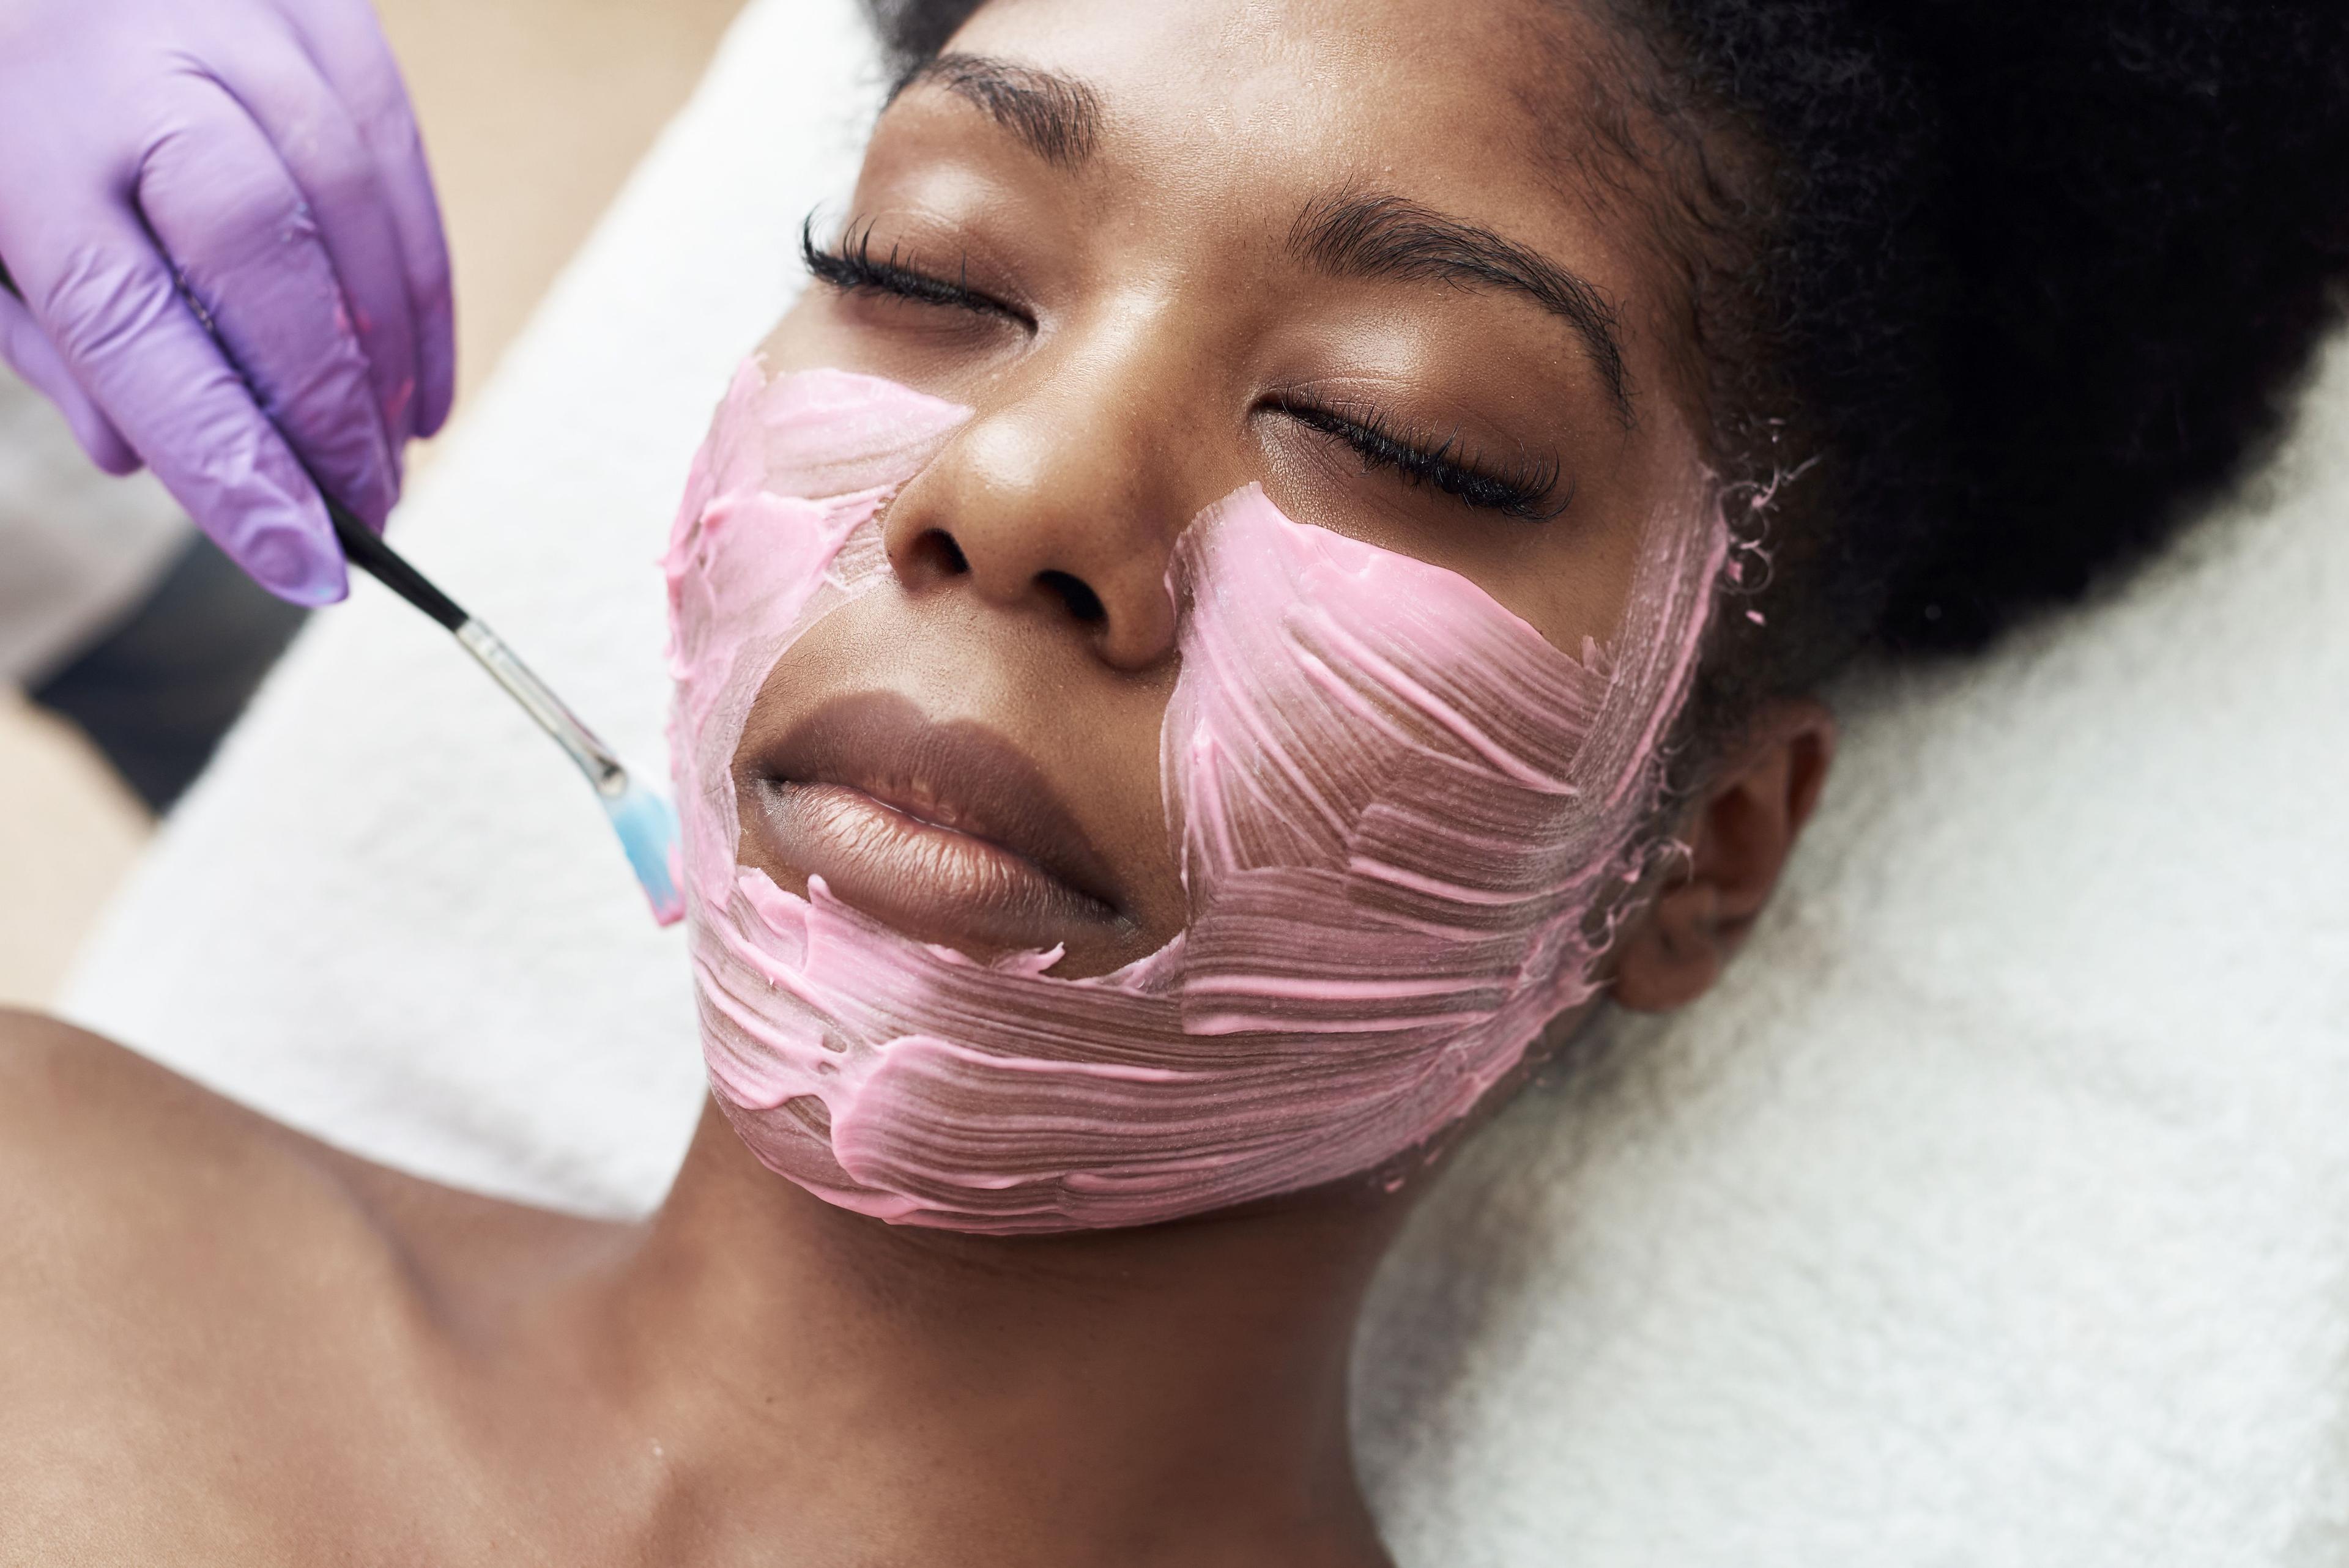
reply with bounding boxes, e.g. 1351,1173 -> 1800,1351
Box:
667,360 -> 1727,1233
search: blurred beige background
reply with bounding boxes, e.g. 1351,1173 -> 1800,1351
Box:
0,0 -> 748,1007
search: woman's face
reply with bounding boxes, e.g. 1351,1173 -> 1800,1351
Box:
738,0 -> 1709,979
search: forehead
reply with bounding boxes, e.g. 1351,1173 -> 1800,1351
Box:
911,0 -> 1691,402
957,0 -> 1596,114
942,0 -> 1618,190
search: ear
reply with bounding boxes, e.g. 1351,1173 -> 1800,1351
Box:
1610,698 -> 1836,1013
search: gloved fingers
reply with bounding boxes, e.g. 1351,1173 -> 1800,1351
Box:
8,210 -> 349,605
136,84 -> 401,536
0,286 -> 141,474
204,33 -> 423,463
269,0 -> 456,437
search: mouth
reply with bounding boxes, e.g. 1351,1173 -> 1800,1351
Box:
738,692 -> 1132,957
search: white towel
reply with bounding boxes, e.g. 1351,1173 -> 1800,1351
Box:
64,2 -> 2349,1559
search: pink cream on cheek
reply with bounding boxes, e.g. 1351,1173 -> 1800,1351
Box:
667,358 -> 1727,1234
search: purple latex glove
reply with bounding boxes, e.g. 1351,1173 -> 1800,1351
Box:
0,0 -> 455,605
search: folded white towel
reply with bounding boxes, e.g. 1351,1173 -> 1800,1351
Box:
64,2 -> 2349,1559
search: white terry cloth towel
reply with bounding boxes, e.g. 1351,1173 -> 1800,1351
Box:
62,1 -> 2349,1559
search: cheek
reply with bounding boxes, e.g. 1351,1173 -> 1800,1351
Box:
668,361 -> 1726,1235
663,363 -> 979,915
1157,470 -> 1725,1070
1163,484 -> 1657,1023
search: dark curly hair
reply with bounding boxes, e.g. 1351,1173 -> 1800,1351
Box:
860,0 -> 2349,718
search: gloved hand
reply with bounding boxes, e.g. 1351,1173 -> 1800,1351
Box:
0,0 -> 455,605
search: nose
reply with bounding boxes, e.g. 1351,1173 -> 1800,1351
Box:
879,379 -> 1182,673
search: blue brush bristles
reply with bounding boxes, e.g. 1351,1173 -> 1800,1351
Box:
603,780 -> 686,927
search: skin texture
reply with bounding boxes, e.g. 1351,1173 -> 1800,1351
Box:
0,0 -> 1830,1560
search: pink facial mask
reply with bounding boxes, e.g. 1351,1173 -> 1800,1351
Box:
667,360 -> 1726,1233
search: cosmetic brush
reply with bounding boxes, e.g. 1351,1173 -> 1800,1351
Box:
0,260 -> 684,926
324,502 -> 686,926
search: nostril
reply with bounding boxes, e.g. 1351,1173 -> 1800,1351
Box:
907,528 -> 970,579
1038,569 -> 1106,624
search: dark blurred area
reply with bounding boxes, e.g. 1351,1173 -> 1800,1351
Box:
2,362 -> 306,817
28,536 -> 307,814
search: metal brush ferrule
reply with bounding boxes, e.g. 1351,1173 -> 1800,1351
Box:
455,619 -> 628,798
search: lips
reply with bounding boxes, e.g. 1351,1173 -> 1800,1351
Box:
738,692 -> 1132,958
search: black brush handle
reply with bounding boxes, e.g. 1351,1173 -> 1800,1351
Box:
322,496 -> 468,631
1,253 -> 470,632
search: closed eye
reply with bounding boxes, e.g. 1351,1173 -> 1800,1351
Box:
1270,394 -> 1571,522
803,216 -> 1566,522
801,216 -> 1033,330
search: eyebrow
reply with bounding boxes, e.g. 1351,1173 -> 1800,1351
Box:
1291,191 -> 1633,423
890,53 -> 1104,169
885,64 -> 1632,421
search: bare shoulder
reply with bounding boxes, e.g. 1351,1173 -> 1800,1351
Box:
0,1007 -> 588,1246
0,1009 -> 373,1268
0,1011 -> 535,1559
0,1007 -> 262,1172
0,1011 -> 632,1558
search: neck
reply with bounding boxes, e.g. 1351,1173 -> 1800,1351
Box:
579,1103 -> 1403,1566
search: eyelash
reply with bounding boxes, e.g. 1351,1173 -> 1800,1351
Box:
803,221 -> 1568,522
801,218 -> 1031,327
1266,395 -> 1570,523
